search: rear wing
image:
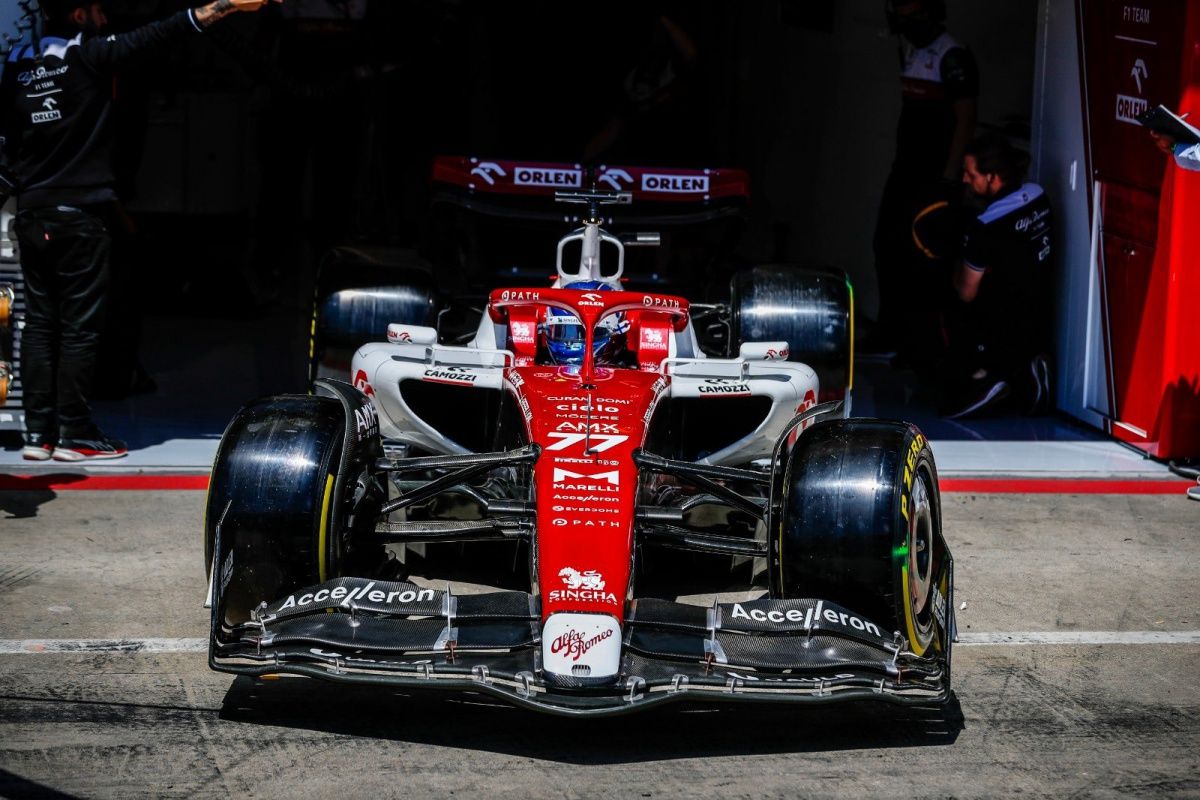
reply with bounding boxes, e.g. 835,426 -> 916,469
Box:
431,156 -> 749,226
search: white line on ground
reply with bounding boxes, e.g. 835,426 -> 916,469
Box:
1,631 -> 1199,654
0,638 -> 208,654
956,631 -> 1200,645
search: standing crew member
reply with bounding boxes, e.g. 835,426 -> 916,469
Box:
943,134 -> 1053,419
865,0 -> 977,360
0,0 -> 280,461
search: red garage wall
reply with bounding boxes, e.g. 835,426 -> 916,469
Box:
1084,0 -> 1200,459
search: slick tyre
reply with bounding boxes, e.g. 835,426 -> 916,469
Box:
310,246 -> 438,383
730,266 -> 852,402
772,419 -> 949,657
205,395 -> 347,633
205,381 -> 383,637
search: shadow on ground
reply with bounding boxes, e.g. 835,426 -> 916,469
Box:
218,676 -> 964,761
0,768 -> 84,800
0,481 -> 74,518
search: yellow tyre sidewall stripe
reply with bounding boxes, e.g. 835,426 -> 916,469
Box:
318,473 -> 335,583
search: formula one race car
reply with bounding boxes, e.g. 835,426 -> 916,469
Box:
205,191 -> 954,716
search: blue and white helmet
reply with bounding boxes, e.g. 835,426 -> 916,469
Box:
543,281 -> 626,366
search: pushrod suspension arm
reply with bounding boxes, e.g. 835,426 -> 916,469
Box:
379,444 -> 540,516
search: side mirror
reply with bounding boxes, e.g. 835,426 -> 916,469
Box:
738,341 -> 791,361
387,324 -> 438,345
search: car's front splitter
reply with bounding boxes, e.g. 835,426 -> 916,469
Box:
211,578 -> 949,716
211,646 -> 946,717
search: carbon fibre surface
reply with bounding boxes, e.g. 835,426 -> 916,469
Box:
258,578 -> 538,623
212,586 -> 947,714
248,615 -> 539,653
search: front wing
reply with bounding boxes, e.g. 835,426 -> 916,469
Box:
211,577 -> 950,717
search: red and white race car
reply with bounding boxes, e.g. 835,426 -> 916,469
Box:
204,190 -> 953,716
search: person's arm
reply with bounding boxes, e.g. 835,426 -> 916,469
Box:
193,0 -> 278,29
953,261 -> 985,302
1150,130 -> 1177,155
944,97 -> 976,181
940,47 -> 979,181
955,215 -> 988,302
80,0 -> 279,70
1149,130 -> 1200,171
658,15 -> 698,67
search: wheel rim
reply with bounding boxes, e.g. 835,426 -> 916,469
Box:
906,469 -> 936,648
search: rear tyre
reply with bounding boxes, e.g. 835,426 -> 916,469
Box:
730,265 -> 852,402
771,419 -> 949,657
310,246 -> 438,383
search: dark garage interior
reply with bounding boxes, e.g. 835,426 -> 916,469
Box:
0,0 -> 1049,448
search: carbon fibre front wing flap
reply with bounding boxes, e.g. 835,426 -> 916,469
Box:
210,577 -> 950,716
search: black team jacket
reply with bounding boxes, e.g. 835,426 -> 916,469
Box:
0,9 -> 203,210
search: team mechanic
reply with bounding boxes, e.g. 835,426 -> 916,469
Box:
0,0 -> 280,462
943,134 -> 1053,419
867,0 -> 977,363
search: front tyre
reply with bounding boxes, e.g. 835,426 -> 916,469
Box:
772,419 -> 950,658
205,380 -> 384,636
205,395 -> 346,631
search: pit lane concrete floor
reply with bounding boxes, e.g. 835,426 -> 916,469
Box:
1,490 -> 1198,799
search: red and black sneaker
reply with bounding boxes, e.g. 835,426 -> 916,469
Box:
21,431 -> 57,461
53,432 -> 129,461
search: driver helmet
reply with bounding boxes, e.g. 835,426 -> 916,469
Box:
542,281 -> 626,366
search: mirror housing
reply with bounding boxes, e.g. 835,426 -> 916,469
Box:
387,324 -> 438,345
738,341 -> 791,361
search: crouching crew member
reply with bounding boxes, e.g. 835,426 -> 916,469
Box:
943,134 -> 1053,419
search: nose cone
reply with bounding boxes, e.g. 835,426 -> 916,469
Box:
542,612 -> 622,685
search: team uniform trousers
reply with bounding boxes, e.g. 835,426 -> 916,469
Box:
14,206 -> 111,437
